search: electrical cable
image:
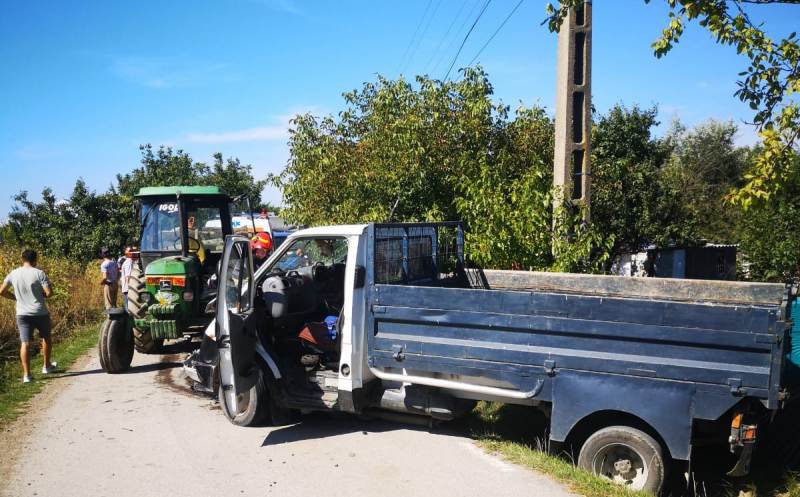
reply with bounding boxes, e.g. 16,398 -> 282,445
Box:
397,0 -> 433,76
403,0 -> 443,75
432,0 -> 482,76
467,0 -> 525,67
423,0 -> 470,74
443,0 -> 492,81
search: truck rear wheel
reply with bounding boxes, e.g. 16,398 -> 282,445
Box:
577,425 -> 666,494
127,260 -> 163,354
98,318 -> 134,373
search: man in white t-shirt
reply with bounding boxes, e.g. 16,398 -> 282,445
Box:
120,246 -> 136,310
100,247 -> 119,309
0,249 -> 56,383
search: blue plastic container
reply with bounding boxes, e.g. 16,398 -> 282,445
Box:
324,315 -> 338,341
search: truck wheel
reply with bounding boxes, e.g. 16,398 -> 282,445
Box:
98,318 -> 134,373
577,425 -> 666,494
218,370 -> 271,427
218,365 -> 293,427
127,260 -> 163,354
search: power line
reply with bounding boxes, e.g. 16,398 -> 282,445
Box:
467,0 -> 525,67
431,0 -> 482,76
396,0 -> 433,76
443,0 -> 492,82
403,0 -> 443,75
423,0 -> 470,74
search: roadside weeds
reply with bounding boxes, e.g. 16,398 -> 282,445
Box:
466,402 -> 800,497
0,320 -> 102,425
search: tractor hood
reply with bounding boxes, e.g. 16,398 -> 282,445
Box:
145,256 -> 196,276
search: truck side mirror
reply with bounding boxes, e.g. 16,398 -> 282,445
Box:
354,265 -> 366,289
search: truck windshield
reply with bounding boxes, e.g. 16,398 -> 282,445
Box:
273,238 -> 347,271
140,201 -> 182,252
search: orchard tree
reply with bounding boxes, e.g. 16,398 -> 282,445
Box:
274,68 -> 609,271
590,105 -> 696,263
547,0 -> 800,206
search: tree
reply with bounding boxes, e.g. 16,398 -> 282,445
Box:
7,146 -> 267,263
590,105 -> 696,263
737,150 -> 800,282
274,68 -> 608,270
117,145 -> 267,208
546,0 -> 800,206
661,119 -> 751,242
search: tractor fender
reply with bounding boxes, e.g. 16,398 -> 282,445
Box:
106,307 -> 129,321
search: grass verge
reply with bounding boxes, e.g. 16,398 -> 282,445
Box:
465,401 -> 650,497
465,401 -> 800,497
0,320 -> 102,425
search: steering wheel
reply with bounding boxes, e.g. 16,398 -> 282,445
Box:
187,236 -> 206,264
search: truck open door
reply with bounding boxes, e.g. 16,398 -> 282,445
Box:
216,235 -> 259,414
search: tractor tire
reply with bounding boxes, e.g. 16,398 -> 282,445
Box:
127,260 -> 163,354
98,317 -> 134,373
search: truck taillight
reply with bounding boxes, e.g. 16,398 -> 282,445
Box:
729,412 -> 757,449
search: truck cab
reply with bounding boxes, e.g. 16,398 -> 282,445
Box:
190,221 -> 797,494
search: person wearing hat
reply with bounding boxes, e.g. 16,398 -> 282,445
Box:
119,246 -> 137,310
99,247 -> 119,309
251,232 -> 273,270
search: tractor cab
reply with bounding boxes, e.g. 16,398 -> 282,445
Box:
132,186 -> 234,344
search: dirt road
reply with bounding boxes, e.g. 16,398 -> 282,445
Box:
0,344 -> 576,497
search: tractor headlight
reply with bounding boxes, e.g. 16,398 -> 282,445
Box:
183,291 -> 194,302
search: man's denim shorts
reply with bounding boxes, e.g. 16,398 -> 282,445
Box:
16,314 -> 52,342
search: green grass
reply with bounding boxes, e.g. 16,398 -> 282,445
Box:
464,401 -> 651,497
465,401 -> 800,497
0,320 -> 102,425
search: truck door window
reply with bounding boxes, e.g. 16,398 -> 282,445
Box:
224,242 -> 252,312
275,238 -> 347,271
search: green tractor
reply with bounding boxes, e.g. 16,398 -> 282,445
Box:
98,186 -> 234,373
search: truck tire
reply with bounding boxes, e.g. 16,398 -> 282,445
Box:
98,317 -> 134,373
577,425 -> 666,494
218,370 -> 271,427
127,260 -> 163,354
218,365 -> 293,427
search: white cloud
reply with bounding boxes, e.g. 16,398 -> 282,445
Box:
110,56 -> 236,89
181,108 -> 321,144
185,124 -> 289,144
15,144 -> 62,161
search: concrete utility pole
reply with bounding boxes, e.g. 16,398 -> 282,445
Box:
553,0 -> 592,223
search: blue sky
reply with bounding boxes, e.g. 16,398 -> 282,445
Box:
1,0 -> 798,217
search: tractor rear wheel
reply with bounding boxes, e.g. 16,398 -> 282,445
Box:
98,317 -> 134,373
127,260 -> 163,354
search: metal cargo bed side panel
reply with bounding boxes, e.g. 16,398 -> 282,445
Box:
367,284 -> 784,407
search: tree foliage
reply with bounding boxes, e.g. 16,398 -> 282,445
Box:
6,146 -> 266,263
590,105 -> 695,262
274,68 -> 608,270
661,119 -> 751,242
547,0 -> 800,206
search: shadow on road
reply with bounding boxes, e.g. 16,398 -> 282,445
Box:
261,412 -> 431,447
46,368 -> 106,379
122,360 -> 182,374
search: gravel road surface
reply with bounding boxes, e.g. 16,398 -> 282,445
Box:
0,344 -> 577,497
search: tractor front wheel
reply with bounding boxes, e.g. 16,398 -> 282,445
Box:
127,260 -> 163,354
98,317 -> 134,373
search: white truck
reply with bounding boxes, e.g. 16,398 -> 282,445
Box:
184,222 -> 798,494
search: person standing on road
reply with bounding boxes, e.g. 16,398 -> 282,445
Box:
0,249 -> 56,383
99,247 -> 119,309
119,246 -> 135,310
